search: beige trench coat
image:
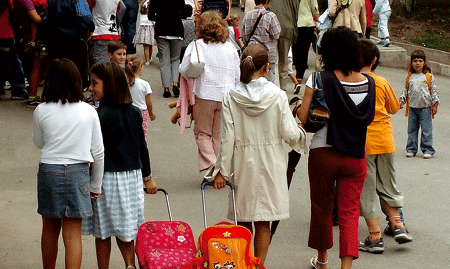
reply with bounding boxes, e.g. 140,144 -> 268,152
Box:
214,79 -> 307,222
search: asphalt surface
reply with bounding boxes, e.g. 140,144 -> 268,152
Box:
1,29 -> 450,269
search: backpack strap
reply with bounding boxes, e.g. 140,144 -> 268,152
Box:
404,72 -> 412,117
244,11 -> 267,48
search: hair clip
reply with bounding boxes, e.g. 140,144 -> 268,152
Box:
128,62 -> 133,67
246,56 -> 253,60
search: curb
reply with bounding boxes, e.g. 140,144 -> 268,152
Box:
374,38 -> 450,77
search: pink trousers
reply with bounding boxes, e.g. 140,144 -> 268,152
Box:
192,96 -> 221,172
308,147 -> 367,258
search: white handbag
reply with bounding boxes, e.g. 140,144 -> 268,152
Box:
185,40 -> 205,78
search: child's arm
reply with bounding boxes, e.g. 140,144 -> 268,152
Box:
145,94 -> 156,121
144,177 -> 157,194
236,38 -> 243,49
430,74 -> 439,115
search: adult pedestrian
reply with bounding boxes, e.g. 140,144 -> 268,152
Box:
121,0 -> 140,54
291,0 -> 320,93
329,0 -> 366,38
269,0 -> 300,91
297,26 -> 375,269
0,0 -> 28,99
43,0 -> 95,88
148,0 -> 189,97
242,0 -> 281,83
179,11 -> 239,174
373,0 -> 391,46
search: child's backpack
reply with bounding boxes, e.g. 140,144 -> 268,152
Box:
183,182 -> 266,269
135,189 -> 197,269
185,221 -> 265,269
202,0 -> 229,19
404,71 -> 432,117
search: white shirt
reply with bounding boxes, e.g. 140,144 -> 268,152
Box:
33,101 -> 104,193
179,39 -> 240,102
92,0 -> 121,37
130,78 -> 153,111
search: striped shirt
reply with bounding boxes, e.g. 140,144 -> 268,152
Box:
242,6 -> 281,64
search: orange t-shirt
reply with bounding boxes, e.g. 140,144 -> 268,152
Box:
365,73 -> 400,155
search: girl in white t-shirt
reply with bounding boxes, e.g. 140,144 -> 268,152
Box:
133,0 -> 155,65
125,54 -> 156,139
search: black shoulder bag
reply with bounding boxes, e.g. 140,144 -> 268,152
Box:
241,11 -> 267,53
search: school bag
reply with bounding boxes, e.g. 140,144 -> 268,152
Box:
404,71 -> 433,118
202,0 -> 229,19
183,182 -> 266,269
135,189 -> 197,269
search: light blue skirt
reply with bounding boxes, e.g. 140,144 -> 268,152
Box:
82,169 -> 144,242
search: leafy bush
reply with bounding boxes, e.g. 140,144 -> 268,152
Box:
411,32 -> 450,51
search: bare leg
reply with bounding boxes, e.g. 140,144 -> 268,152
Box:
341,255 -> 353,269
116,238 -> 136,268
42,216 -> 62,269
364,218 -> 381,240
95,237 -> 112,269
253,221 -> 271,265
61,217 -> 83,269
316,250 -> 329,269
28,53 -> 41,98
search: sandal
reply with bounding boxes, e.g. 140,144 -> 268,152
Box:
126,266 -> 136,269
294,83 -> 301,94
310,255 -> 328,269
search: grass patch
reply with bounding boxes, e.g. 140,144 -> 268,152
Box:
411,32 -> 450,52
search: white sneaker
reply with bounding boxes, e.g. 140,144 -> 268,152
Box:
423,153 -> 433,159
406,152 -> 414,157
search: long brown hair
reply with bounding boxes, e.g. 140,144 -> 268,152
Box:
42,58 -> 84,104
90,62 -> 132,105
239,44 -> 269,84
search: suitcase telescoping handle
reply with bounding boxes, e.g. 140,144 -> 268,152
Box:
201,182 -> 237,228
153,188 -> 173,221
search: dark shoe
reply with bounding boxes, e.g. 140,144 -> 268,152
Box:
11,89 -> 28,100
359,236 -> 384,254
384,222 -> 409,237
26,97 -> 42,108
172,85 -> 180,97
392,225 -> 413,244
163,89 -> 171,98
293,83 -> 301,94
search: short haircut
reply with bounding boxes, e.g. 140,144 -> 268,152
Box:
319,26 -> 362,75
90,62 -> 132,105
107,40 -> 127,54
358,38 -> 380,71
186,4 -> 193,17
42,58 -> 84,104
195,10 -> 229,43
240,44 -> 269,84
226,12 -> 240,24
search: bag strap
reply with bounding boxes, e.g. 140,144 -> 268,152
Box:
245,11 -> 267,48
193,40 -> 200,63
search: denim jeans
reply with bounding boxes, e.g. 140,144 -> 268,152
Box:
0,38 -> 26,94
407,106 -> 435,155
121,0 -> 139,54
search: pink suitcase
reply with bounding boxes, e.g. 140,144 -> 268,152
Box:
135,189 -> 196,269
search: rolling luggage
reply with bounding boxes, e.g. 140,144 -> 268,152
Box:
135,189 -> 197,269
184,182 -> 266,269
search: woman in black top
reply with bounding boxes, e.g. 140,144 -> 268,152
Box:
298,26 -> 375,269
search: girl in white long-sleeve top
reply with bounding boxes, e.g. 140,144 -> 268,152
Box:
33,58 -> 104,269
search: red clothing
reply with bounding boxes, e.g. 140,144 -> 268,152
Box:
0,0 -> 15,38
233,26 -> 240,39
365,0 -> 373,28
308,147 -> 367,258
92,34 -> 120,40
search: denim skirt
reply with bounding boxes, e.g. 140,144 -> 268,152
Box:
37,163 -> 92,218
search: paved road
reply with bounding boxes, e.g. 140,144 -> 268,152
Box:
1,43 -> 450,268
